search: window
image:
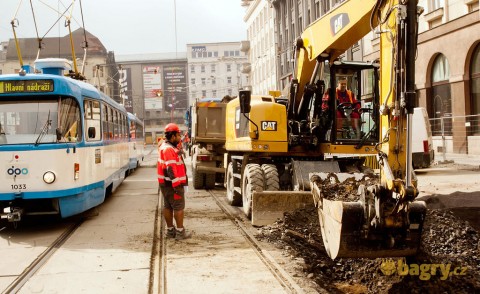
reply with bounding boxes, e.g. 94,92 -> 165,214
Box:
212,90 -> 217,97
191,52 -> 196,58
430,54 -> 452,135
214,51 -> 218,57
191,78 -> 195,85
211,64 -> 216,73
84,99 -> 101,141
202,90 -> 206,97
201,65 -> 205,73
470,44 -> 480,133
430,0 -> 444,11
228,89 -> 232,95
227,64 -> 232,72
201,78 -> 206,85
190,65 -> 195,73
211,78 -> 216,85
227,77 -> 232,84
208,52 -> 212,57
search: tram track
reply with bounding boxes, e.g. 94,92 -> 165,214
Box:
207,189 -> 305,294
3,219 -> 84,294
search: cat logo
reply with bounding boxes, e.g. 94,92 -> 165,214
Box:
261,121 -> 277,131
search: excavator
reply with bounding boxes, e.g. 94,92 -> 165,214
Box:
224,0 -> 426,259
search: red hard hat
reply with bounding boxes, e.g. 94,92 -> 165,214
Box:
164,123 -> 180,133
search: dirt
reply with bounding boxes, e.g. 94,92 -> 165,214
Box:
256,197 -> 480,293
311,172 -> 379,201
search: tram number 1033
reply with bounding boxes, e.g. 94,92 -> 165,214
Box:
11,184 -> 27,190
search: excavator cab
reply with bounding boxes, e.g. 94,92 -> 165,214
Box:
319,61 -> 380,145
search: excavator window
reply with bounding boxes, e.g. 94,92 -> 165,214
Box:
319,62 -> 379,143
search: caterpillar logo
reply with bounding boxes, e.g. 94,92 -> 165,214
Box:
261,121 -> 277,131
330,13 -> 350,36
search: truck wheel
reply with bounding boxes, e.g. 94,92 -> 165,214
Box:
226,162 -> 242,206
205,173 -> 216,189
242,163 -> 263,218
261,164 -> 280,191
193,169 -> 205,189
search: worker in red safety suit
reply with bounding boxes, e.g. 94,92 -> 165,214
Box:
322,77 -> 361,138
158,123 -> 191,240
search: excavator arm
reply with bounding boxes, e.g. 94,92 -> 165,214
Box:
288,0 -> 426,259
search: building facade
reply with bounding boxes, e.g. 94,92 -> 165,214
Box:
242,0 -> 279,94
186,42 -> 248,104
115,53 -> 188,144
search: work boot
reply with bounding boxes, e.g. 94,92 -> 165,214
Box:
166,227 -> 176,238
175,228 -> 192,240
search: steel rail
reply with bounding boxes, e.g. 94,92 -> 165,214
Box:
3,219 -> 84,294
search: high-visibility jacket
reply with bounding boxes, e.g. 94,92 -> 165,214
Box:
158,141 -> 187,188
336,88 -> 356,104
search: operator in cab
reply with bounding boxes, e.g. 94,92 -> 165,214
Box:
322,77 -> 361,139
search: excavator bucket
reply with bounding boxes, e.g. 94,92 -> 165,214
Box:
251,191 -> 313,226
250,161 -> 341,226
311,173 -> 426,259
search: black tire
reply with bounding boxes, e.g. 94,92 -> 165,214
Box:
261,164 -> 280,191
242,163 -> 263,218
191,148 -> 205,189
193,168 -> 205,189
226,162 -> 242,206
205,173 -> 216,189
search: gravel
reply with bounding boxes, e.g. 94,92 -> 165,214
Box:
256,202 -> 480,293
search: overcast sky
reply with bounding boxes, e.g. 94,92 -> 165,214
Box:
0,0 -> 248,55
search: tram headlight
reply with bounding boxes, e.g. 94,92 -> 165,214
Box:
43,171 -> 56,184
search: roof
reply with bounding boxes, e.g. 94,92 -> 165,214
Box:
6,28 -> 107,60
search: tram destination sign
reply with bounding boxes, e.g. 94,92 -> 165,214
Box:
0,80 -> 54,94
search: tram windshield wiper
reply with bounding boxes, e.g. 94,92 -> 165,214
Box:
35,110 -> 52,146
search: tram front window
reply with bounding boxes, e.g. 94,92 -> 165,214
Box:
0,97 -> 81,145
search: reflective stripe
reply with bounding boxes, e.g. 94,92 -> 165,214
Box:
171,176 -> 186,183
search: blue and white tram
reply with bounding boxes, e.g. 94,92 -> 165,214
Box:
127,112 -> 144,173
0,59 -> 130,222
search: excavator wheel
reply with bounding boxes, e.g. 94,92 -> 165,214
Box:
261,164 -> 280,191
226,162 -> 242,206
242,163 -> 263,218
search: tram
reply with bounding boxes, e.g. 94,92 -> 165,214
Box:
127,112 -> 145,173
0,59 -> 130,222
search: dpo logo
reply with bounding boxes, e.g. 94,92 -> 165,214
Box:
7,166 -> 29,176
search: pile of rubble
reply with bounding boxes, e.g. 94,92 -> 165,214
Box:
256,206 -> 479,293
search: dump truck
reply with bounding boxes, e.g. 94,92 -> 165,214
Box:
225,0 -> 426,259
190,98 -> 227,189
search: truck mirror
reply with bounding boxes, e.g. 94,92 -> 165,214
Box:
239,90 -> 251,114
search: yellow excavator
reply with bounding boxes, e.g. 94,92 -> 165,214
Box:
224,0 -> 426,259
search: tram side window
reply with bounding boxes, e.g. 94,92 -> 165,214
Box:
123,115 -> 128,139
59,97 -> 81,142
109,107 -> 114,139
114,110 -> 119,139
84,99 -> 101,141
102,104 -> 109,140
130,120 -> 136,139
137,123 -> 144,140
